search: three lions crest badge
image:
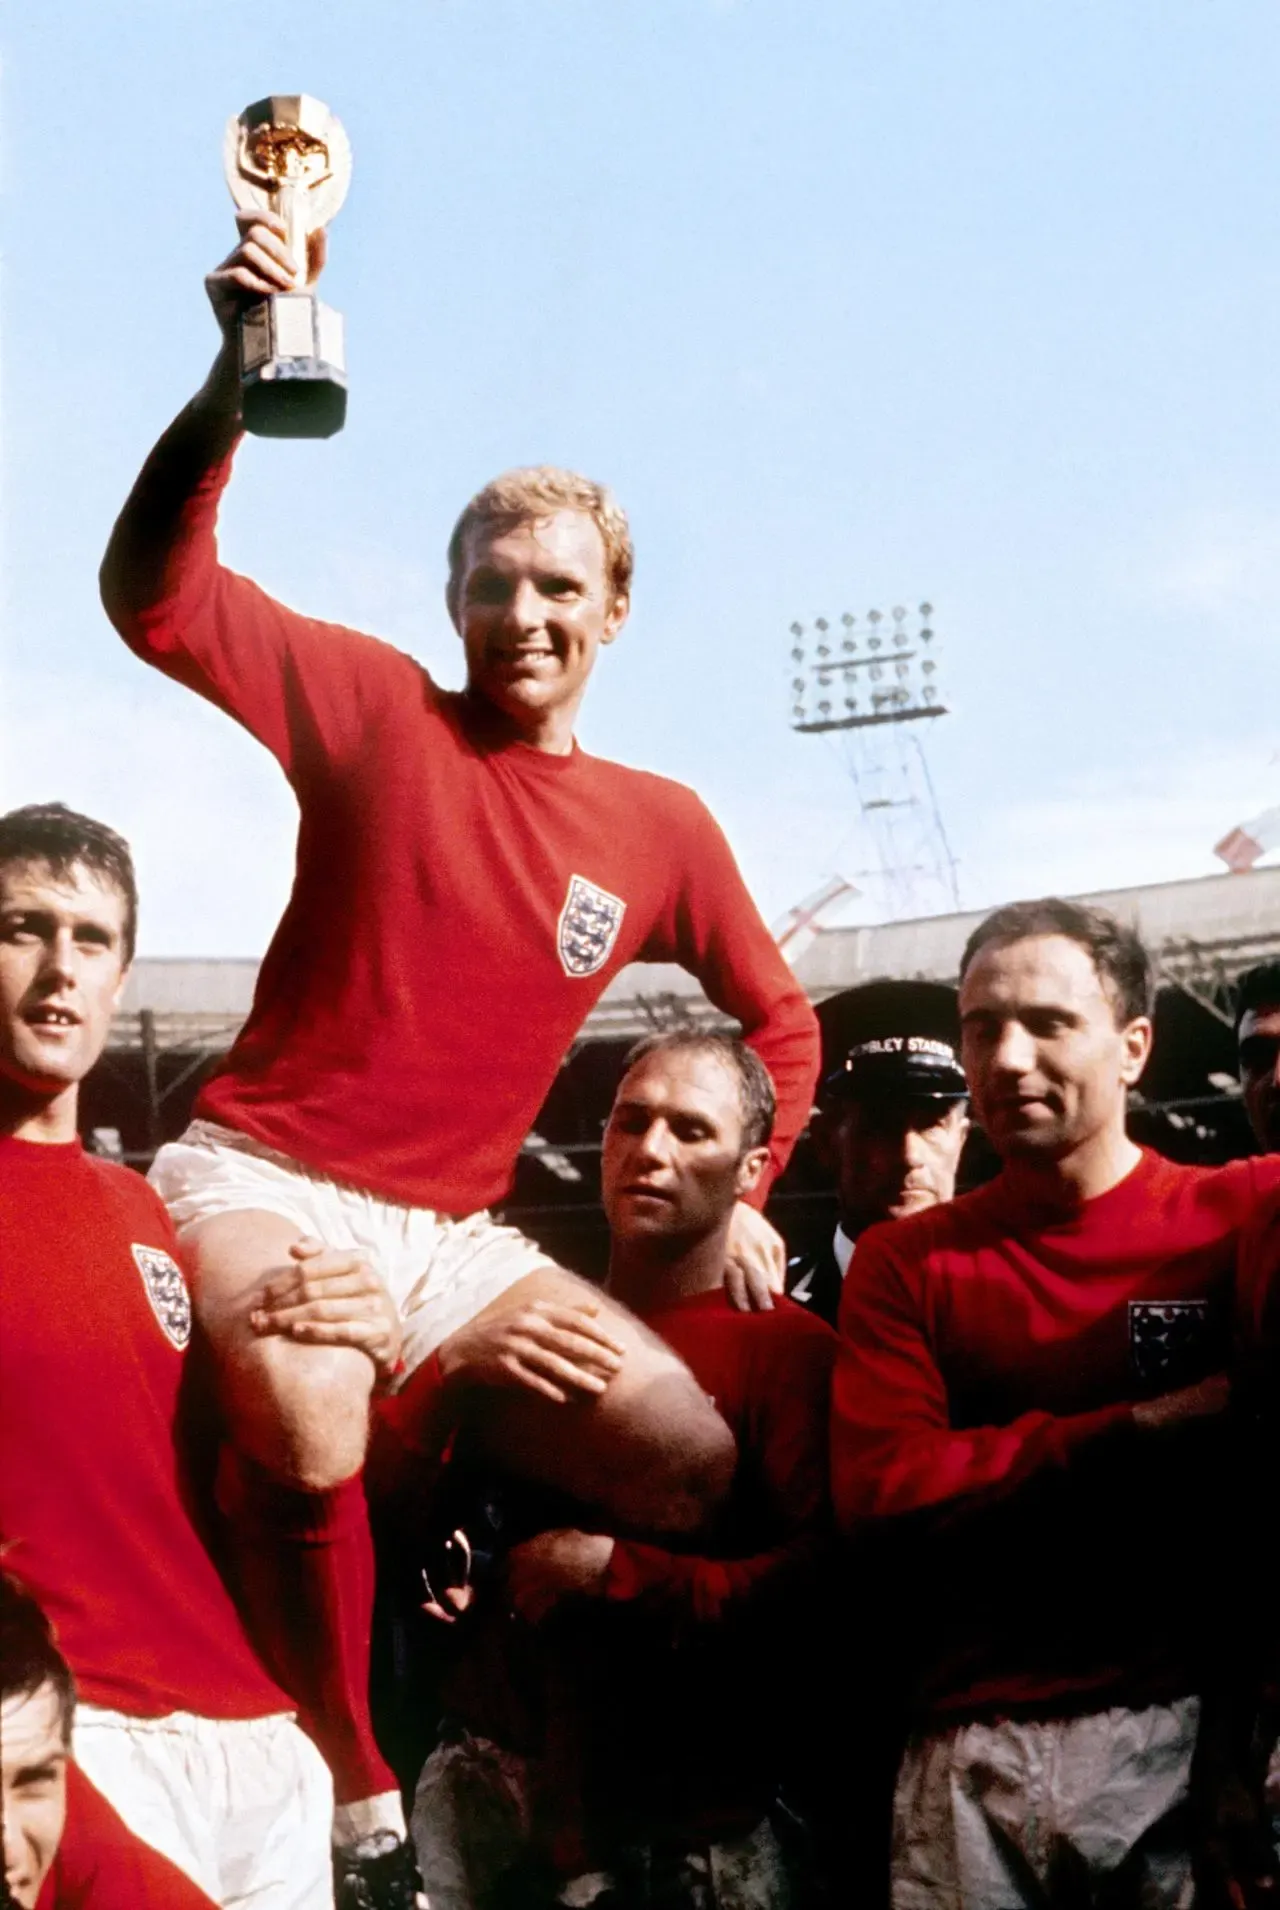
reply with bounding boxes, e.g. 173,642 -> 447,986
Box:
557,874 -> 626,979
1128,1299 -> 1210,1389
132,1244 -> 192,1350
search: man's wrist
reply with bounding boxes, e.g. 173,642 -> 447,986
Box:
193,343 -> 244,427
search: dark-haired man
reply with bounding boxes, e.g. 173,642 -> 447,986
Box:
406,1031 -> 836,1909
832,898 -> 1280,1910
1,1571 -> 216,1908
0,803 -> 336,1906
787,980 -> 969,1327
100,204 -> 819,1888
1236,962 -> 1280,1153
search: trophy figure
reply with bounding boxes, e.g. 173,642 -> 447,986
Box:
223,94 -> 352,438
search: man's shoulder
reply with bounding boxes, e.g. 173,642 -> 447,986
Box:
575,747 -> 706,820
80,1153 -> 182,1242
1142,1148 -> 1280,1223
716,1292 -> 840,1365
855,1183 -> 1001,1273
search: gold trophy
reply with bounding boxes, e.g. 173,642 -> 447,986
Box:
223,94 -> 352,438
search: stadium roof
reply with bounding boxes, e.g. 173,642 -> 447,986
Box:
112,861 -> 1280,1054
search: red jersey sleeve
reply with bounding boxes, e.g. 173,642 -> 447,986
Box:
645,791 -> 820,1200
603,1313 -> 835,1627
100,405 -> 417,783
41,1763 -> 218,1909
830,1224 -> 1136,1535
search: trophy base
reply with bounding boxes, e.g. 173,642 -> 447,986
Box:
238,294 -> 347,439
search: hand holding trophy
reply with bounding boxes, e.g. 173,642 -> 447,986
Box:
221,94 -> 352,438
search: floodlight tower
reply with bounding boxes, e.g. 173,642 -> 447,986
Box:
786,603 -> 961,920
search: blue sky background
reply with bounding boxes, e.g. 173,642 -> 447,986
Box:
3,2 -> 1279,954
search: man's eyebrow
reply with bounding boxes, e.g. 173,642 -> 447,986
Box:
12,1752 -> 67,1781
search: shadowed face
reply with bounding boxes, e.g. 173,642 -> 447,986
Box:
0,859 -> 130,1101
602,1049 -> 768,1243
819,1096 -> 968,1232
1239,1000 -> 1280,1153
960,933 -> 1150,1162
454,511 -> 628,743
2,1682 -> 68,1908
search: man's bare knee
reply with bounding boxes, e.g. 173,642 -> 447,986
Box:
185,1209 -> 374,1490
461,1265 -> 736,1534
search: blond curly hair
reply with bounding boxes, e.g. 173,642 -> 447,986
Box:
446,466 -> 633,624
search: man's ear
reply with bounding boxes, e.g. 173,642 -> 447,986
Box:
735,1146 -> 771,1200
111,962 -> 131,1014
1119,1016 -> 1153,1087
601,593 -> 630,646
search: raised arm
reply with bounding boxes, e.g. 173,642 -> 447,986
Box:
830,1228 -> 1137,1536
654,792 -> 820,1204
99,208 -> 402,779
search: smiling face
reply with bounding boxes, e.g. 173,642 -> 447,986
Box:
960,933 -> 1151,1165
0,858 -> 130,1135
602,1048 -> 769,1245
453,510 -> 629,751
2,1682 -> 68,1908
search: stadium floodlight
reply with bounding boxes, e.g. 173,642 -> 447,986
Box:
785,600 -> 947,734
782,596 -> 959,917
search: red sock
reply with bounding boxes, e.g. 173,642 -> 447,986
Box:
217,1448 -> 399,1811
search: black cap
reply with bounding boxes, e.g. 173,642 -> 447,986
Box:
816,979 -> 968,1105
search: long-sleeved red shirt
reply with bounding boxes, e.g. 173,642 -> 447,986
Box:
100,420 -> 819,1213
371,1288 -> 835,1838
589,1290 -> 836,1839
832,1148 -> 1280,1722
0,1138 -> 286,1720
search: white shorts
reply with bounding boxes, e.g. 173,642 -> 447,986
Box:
892,1698 -> 1199,1910
74,1703 -> 334,1908
149,1120 -> 554,1377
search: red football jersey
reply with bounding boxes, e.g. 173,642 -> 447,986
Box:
832,1148 -> 1280,1719
0,1136 -> 284,1718
101,432 -> 819,1213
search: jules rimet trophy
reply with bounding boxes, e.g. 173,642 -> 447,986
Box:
223,94 -> 352,438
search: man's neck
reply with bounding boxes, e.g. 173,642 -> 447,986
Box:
607,1224 -> 731,1313
0,1080 -> 79,1145
1001,1123 -> 1142,1212
466,687 -> 583,757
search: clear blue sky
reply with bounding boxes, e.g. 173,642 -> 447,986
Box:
3,1 -> 1279,954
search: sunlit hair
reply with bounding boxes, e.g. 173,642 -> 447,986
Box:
0,1568 -> 75,1744
446,467 -> 633,624
960,897 -> 1152,1026
1236,962 -> 1280,1035
621,1030 -> 776,1155
0,803 -> 137,965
